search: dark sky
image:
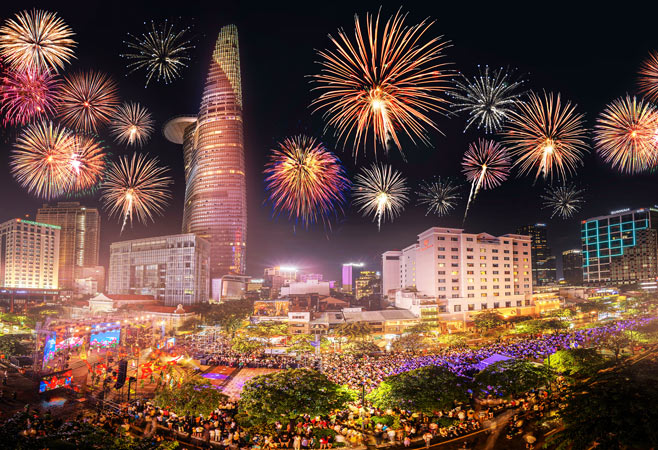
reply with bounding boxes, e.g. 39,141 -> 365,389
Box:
1,0 -> 657,281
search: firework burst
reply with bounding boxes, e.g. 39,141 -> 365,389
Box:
638,51 -> 658,102
451,66 -> 525,133
0,9 -> 76,72
541,183 -> 584,219
121,20 -> 193,86
503,91 -> 588,181
264,135 -> 350,227
109,102 -> 155,147
10,121 -> 75,199
461,139 -> 510,220
594,96 -> 658,174
101,153 -> 172,233
416,178 -> 460,217
68,134 -> 107,193
0,67 -> 59,125
353,163 -> 409,230
311,10 -> 451,158
57,70 -> 120,132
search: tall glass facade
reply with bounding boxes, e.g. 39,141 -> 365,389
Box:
581,208 -> 658,284
166,25 -> 247,280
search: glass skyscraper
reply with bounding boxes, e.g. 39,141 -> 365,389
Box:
517,224 -> 556,286
164,25 -> 247,280
581,207 -> 658,285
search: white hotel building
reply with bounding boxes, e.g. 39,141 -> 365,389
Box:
383,227 -> 533,315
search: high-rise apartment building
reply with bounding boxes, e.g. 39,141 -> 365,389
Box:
582,207 -> 658,285
517,224 -> 556,286
381,250 -> 402,298
562,249 -> 583,285
0,219 -> 60,289
36,202 -> 100,291
164,24 -> 247,280
355,271 -> 380,300
264,266 -> 298,298
108,234 -> 210,306
341,263 -> 363,293
384,227 -> 533,314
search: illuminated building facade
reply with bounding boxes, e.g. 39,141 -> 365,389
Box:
381,250 -> 402,299
517,224 -> 556,286
36,202 -> 100,292
341,263 -> 364,293
561,249 -> 583,285
0,219 -> 60,289
163,24 -> 247,280
108,234 -> 210,306
355,270 -> 380,300
581,207 -> 658,285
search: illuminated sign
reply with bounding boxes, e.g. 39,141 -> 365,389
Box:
39,370 -> 72,393
16,219 -> 61,229
610,208 -> 630,215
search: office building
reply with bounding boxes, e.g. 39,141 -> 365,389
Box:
562,250 -> 583,285
384,227 -> 533,314
36,202 -> 100,292
164,24 -> 247,279
0,218 -> 60,289
517,224 -> 556,286
264,266 -> 298,298
300,273 -> 323,283
108,234 -> 210,306
582,207 -> 658,285
355,271 -> 380,300
381,250 -> 402,299
341,262 -> 364,293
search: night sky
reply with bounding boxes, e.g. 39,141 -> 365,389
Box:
1,1 -> 657,281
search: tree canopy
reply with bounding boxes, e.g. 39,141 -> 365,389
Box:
391,334 -> 429,353
547,348 -> 605,377
335,322 -> 372,341
204,299 -> 253,335
472,310 -> 505,333
0,335 -> 29,356
474,359 -> 553,397
153,377 -> 228,417
239,369 -> 354,424
549,347 -> 658,450
367,365 -> 468,413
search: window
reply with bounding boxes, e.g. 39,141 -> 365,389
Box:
451,255 -> 459,259
451,237 -> 458,241
466,237 -> 474,241
451,271 -> 459,275
438,236 -> 445,240
467,248 -> 474,252
452,294 -> 459,298
468,294 -> 475,298
480,256 -> 487,260
438,247 -> 445,251
516,301 -> 522,307
438,287 -> 446,291
480,248 -> 487,253
480,263 -> 487,268
481,303 -> 488,309
438,279 -> 445,283
438,270 -> 445,275
467,255 -> 474,260
438,263 -> 445,267
452,278 -> 459,283
481,293 -> 487,297
467,286 -> 474,290
480,278 -> 487,282
467,263 -> 474,267
451,248 -> 458,251
468,304 -> 475,311
452,286 -> 459,291
493,302 -> 500,308
451,263 -> 459,267
505,301 -> 511,307
482,286 -> 488,290
438,255 -> 445,259
467,271 -> 474,275
454,305 -> 461,312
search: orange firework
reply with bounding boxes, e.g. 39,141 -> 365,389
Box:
594,96 -> 658,174
311,10 -> 451,158
503,91 -> 588,181
638,51 -> 658,102
68,134 -> 107,193
57,70 -> 120,132
10,120 -> 75,199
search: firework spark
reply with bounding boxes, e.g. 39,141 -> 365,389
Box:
416,178 -> 461,217
541,183 -> 584,219
57,70 -> 120,132
503,91 -> 588,181
638,51 -> 658,102
264,135 -> 350,227
461,139 -> 510,220
311,10 -> 451,158
0,67 -> 59,125
0,9 -> 76,72
594,96 -> 658,174
451,66 -> 525,133
353,163 -> 409,230
121,20 -> 193,86
101,153 -> 172,233
68,134 -> 106,193
109,102 -> 155,147
10,121 -> 75,199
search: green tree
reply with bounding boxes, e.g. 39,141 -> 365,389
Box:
547,308 -> 574,321
599,332 -> 631,361
0,335 -> 28,356
335,322 -> 373,342
344,340 -> 380,355
367,365 -> 468,413
547,348 -> 605,377
246,321 -> 288,339
474,359 -> 553,398
231,334 -> 264,354
177,317 -> 200,332
391,334 -> 428,353
541,318 -> 568,333
205,299 -> 253,336
239,369 -> 354,424
286,334 -> 319,355
154,377 -> 228,417
435,333 -> 468,349
404,322 -> 433,335
549,348 -> 658,450
473,310 -> 504,333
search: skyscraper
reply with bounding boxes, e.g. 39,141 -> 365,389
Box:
581,207 -> 658,285
517,224 -> 556,287
36,202 -> 100,291
341,263 -> 364,293
164,24 -> 247,281
562,249 -> 583,285
355,271 -> 380,300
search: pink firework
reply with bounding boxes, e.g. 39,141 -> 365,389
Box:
0,67 -> 59,125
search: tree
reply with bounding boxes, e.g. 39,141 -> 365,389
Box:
472,310 -> 504,333
335,322 -> 372,342
239,369 -> 354,424
154,377 -> 228,417
474,359 -> 553,398
0,335 -> 28,356
246,321 -> 288,339
391,334 -> 428,353
541,318 -> 568,333
547,348 -> 605,377
549,347 -> 658,450
177,317 -> 200,332
513,319 -> 547,335
404,322 -> 433,335
367,365 -> 468,413
205,299 -> 253,336
344,340 -> 380,355
599,332 -> 631,361
547,308 -> 574,321
286,334 -> 317,355
231,334 -> 264,354
435,333 -> 468,349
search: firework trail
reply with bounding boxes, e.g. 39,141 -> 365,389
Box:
638,51 -> 658,102
109,102 -> 154,147
353,163 -> 409,230
57,70 -> 120,133
541,183 -> 584,219
416,177 -> 461,216
0,66 -> 59,125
